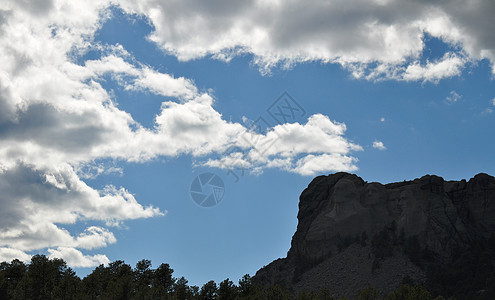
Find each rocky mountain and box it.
[253,172,495,298]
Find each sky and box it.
[0,0,494,287]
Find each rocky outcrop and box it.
[254,173,495,297]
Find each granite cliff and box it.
[254,172,495,298]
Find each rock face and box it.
[253,173,495,297]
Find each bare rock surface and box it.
[254,173,495,295]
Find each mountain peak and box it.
[254,173,495,298]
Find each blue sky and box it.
[0,0,494,287]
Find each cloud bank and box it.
[120,0,495,80]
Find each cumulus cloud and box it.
[118,0,495,79]
[0,164,159,254]
[0,0,164,266]
[48,247,110,268]
[202,114,362,176]
[372,141,387,151]
[75,227,117,250]
[401,53,466,82]
[292,154,359,177]
[0,248,32,263]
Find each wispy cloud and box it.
[446,91,462,103]
[482,108,493,115]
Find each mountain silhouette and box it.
[254,172,495,298]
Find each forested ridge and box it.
[1,252,490,300]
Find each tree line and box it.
[1,251,493,300]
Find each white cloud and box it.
[491,98,495,106]
[372,140,387,151]
[0,248,31,263]
[0,164,161,252]
[48,247,110,268]
[260,114,361,157]
[292,154,359,176]
[347,52,467,82]
[118,0,495,79]
[202,114,362,176]
[0,0,165,265]
[380,117,385,122]
[85,54,199,101]
[446,90,462,103]
[75,227,117,250]
[402,53,466,82]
